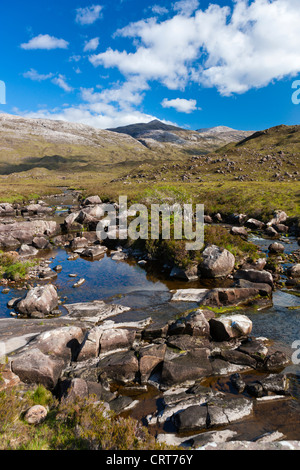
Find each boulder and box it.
[169,264,198,281]
[98,350,139,384]
[161,348,213,386]
[268,242,285,253]
[18,244,39,257]
[168,309,212,337]
[24,405,48,424]
[81,246,107,259]
[70,237,89,250]
[209,315,252,342]
[11,348,64,389]
[15,284,58,317]
[287,264,300,278]
[83,195,102,206]
[33,326,84,362]
[138,343,167,383]
[0,202,15,215]
[245,218,265,230]
[32,236,49,250]
[267,210,288,226]
[23,204,53,215]
[99,328,136,356]
[234,269,273,287]
[198,245,235,278]
[230,226,248,239]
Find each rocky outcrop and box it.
[0,220,59,248]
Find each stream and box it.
[0,189,300,441]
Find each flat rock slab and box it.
[63,300,130,323]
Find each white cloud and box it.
[151,5,168,15]
[161,98,198,113]
[23,69,54,81]
[173,0,200,16]
[51,75,73,93]
[21,105,159,130]
[83,37,100,52]
[75,5,103,25]
[21,34,69,50]
[90,0,300,96]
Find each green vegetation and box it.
[0,251,36,281]
[0,383,177,450]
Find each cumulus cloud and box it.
[21,34,69,50]
[75,5,103,25]
[90,0,300,96]
[161,98,198,113]
[83,37,100,52]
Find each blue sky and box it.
[1,0,300,131]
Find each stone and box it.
[11,348,64,389]
[169,264,198,281]
[19,244,39,257]
[99,328,136,356]
[138,343,167,383]
[81,246,107,259]
[267,210,288,226]
[73,278,86,288]
[24,405,48,424]
[33,326,84,362]
[230,226,248,238]
[230,373,246,393]
[161,348,212,386]
[64,300,130,323]
[287,264,300,278]
[198,245,235,278]
[265,226,279,238]
[70,237,89,250]
[173,404,208,433]
[32,236,49,250]
[258,374,289,395]
[216,349,257,368]
[269,242,285,253]
[83,195,102,206]
[263,351,290,372]
[98,350,139,384]
[234,269,274,287]
[207,395,253,426]
[209,315,252,342]
[15,284,58,317]
[245,218,265,230]
[247,381,265,397]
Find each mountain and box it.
[0,113,153,174]
[196,126,254,144]
[108,120,254,154]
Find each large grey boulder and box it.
[11,348,64,389]
[15,284,58,318]
[198,245,235,278]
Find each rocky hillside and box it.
[196,126,254,145]
[108,120,252,154]
[0,113,154,174]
